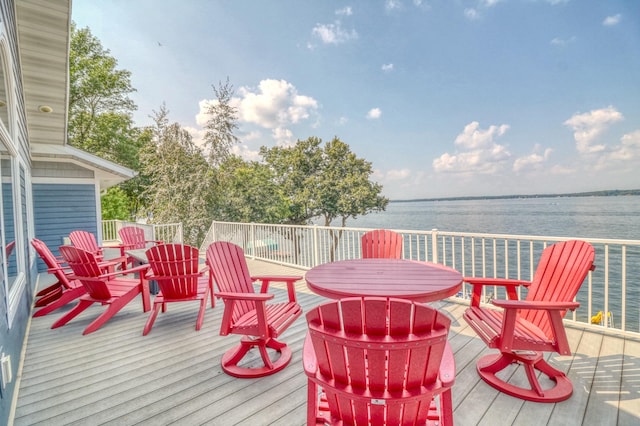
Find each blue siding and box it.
[33,183,98,272]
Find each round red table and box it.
[305,258,462,302]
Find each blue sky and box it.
[72,0,640,200]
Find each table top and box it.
[305,258,462,302]
[125,249,149,263]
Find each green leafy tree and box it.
[203,78,240,167]
[140,105,215,245]
[100,187,130,220]
[260,137,325,225]
[68,23,147,218]
[260,136,388,260]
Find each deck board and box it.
[13,259,640,426]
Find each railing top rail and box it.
[208,221,640,246]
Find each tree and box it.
[315,137,388,227]
[260,137,325,225]
[203,78,240,167]
[139,105,215,245]
[215,156,289,224]
[259,136,389,260]
[68,23,147,218]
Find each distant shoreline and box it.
[392,189,640,203]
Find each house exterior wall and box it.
[0,0,36,422]
[32,182,98,272]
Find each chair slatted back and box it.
[59,245,112,300]
[307,297,451,425]
[32,239,73,289]
[523,240,595,337]
[146,244,200,299]
[206,241,256,322]
[361,229,403,259]
[119,226,147,249]
[69,230,101,256]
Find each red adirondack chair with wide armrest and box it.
[31,238,125,315]
[118,226,163,266]
[31,238,85,316]
[52,245,151,335]
[69,230,127,266]
[463,239,596,402]
[304,297,455,425]
[361,229,403,259]
[205,241,303,378]
[142,244,210,335]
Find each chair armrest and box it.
[101,264,149,280]
[216,291,274,301]
[492,299,580,311]
[465,277,531,306]
[439,341,455,388]
[492,299,576,354]
[252,275,302,302]
[464,277,531,287]
[145,272,205,281]
[302,332,317,376]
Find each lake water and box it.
[348,195,640,331]
[349,195,640,241]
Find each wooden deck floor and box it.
[12,259,640,425]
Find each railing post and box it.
[249,223,256,259]
[431,228,439,264]
[313,225,319,267]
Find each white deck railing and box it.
[200,220,640,336]
[102,220,184,245]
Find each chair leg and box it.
[439,388,454,426]
[221,336,293,378]
[143,303,161,336]
[83,288,140,335]
[51,299,94,328]
[33,287,86,317]
[34,285,64,307]
[36,281,62,297]
[195,297,207,331]
[477,352,574,403]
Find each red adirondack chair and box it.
[205,241,303,378]
[361,229,403,259]
[463,240,596,402]
[118,226,162,266]
[52,246,151,335]
[31,238,86,316]
[142,244,210,335]
[304,297,455,425]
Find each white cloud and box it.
[381,63,394,72]
[234,79,318,129]
[513,145,553,172]
[433,121,511,174]
[464,8,480,20]
[337,116,348,125]
[272,127,295,147]
[603,14,622,26]
[367,108,382,119]
[230,144,261,162]
[335,7,353,16]
[454,121,509,150]
[193,79,318,146]
[386,169,411,180]
[385,0,403,12]
[594,130,640,170]
[312,21,358,44]
[551,36,576,46]
[480,0,501,7]
[563,106,623,154]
